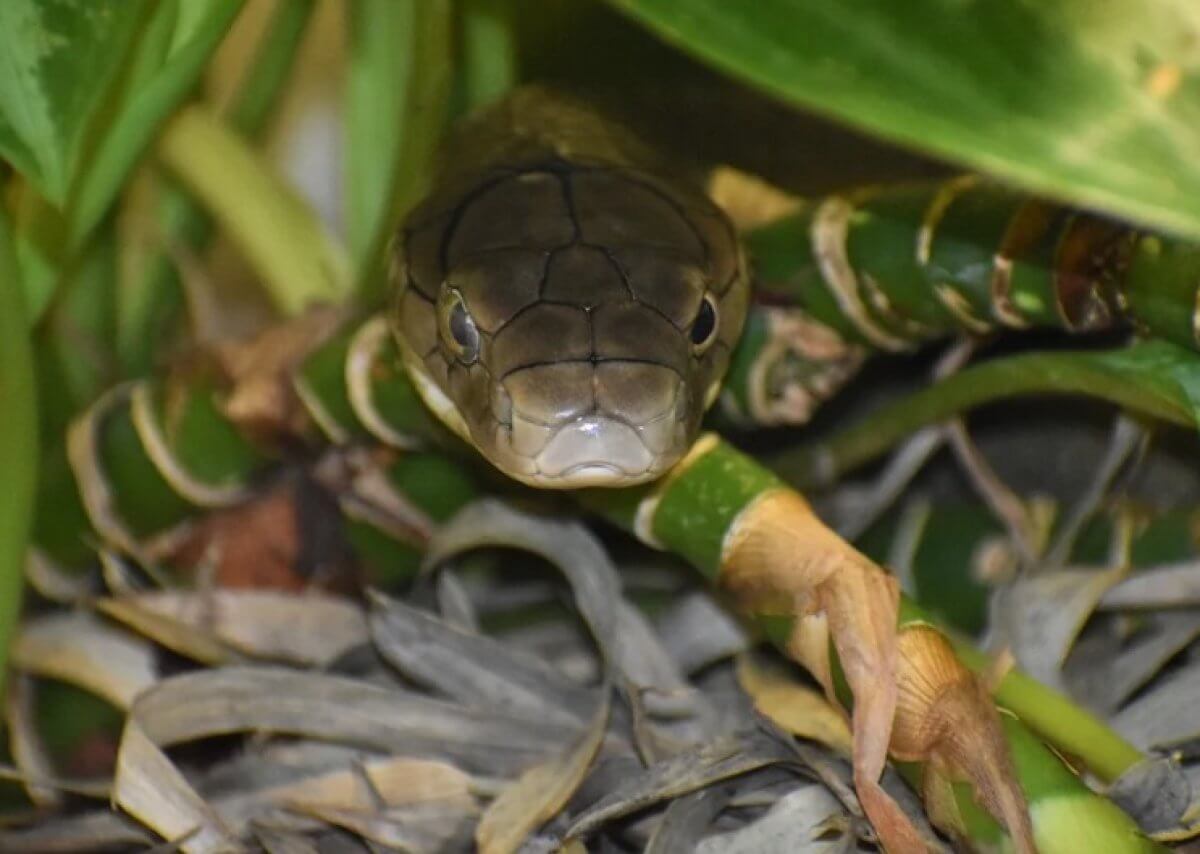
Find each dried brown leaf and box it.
[114,720,237,853]
[11,612,158,709]
[735,653,852,754]
[475,687,610,854]
[100,590,367,666]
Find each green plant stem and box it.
[782,348,1195,487]
[0,208,38,700]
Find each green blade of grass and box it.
[156,105,350,315]
[0,206,38,700]
[345,0,453,295]
[66,0,246,250]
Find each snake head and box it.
[392,127,748,488]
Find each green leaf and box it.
[116,0,316,374]
[345,0,453,291]
[0,0,149,204]
[156,105,350,315]
[455,0,518,114]
[0,205,38,699]
[66,0,245,249]
[608,0,1200,240]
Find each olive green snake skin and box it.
[391,88,750,488]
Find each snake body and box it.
[391,88,750,488]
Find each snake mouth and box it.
[501,411,683,489]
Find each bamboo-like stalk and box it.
[745,177,1200,353]
[50,304,1169,851]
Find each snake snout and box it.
[500,360,690,487]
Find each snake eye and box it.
[438,288,480,363]
[689,294,719,354]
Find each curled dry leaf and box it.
[644,784,737,853]
[99,589,368,667]
[217,305,347,442]
[655,590,749,675]
[114,720,238,853]
[891,624,1033,853]
[564,726,794,841]
[1065,611,1200,716]
[694,784,859,853]
[475,686,610,854]
[10,612,159,709]
[734,652,853,755]
[987,565,1127,692]
[368,589,596,727]
[129,667,575,777]
[422,499,623,672]
[1113,660,1200,752]
[1101,559,1200,610]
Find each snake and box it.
[391,87,750,488]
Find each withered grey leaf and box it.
[695,784,856,853]
[95,597,237,666]
[1108,755,1192,833]
[213,752,477,840]
[656,591,748,675]
[254,825,322,854]
[131,667,575,775]
[564,726,795,840]
[1112,661,1200,751]
[644,784,736,853]
[1101,560,1200,610]
[423,499,620,670]
[1065,612,1200,715]
[292,800,476,852]
[613,601,697,717]
[986,566,1125,690]
[0,808,152,851]
[436,570,481,632]
[6,673,62,807]
[368,590,595,727]
[23,546,93,605]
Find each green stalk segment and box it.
[744,177,1200,356]
[592,436,1162,851]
